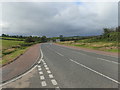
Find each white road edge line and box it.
[97,58,119,64]
[41,81,47,87]
[1,44,44,87]
[51,79,58,85]
[69,59,120,84]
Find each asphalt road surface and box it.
[40,43,119,88]
[2,43,119,88]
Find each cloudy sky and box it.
[1,2,118,37]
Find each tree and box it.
[2,34,9,37]
[25,36,35,43]
[116,26,120,32]
[41,36,47,43]
[59,35,64,41]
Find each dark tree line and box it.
[1,34,48,43]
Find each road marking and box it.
[37,65,41,68]
[1,45,44,87]
[39,71,43,75]
[44,65,48,68]
[49,74,54,78]
[56,86,60,88]
[45,67,49,70]
[51,79,58,85]
[43,62,46,65]
[38,60,41,64]
[97,58,118,64]
[40,76,45,80]
[41,81,47,87]
[55,44,118,58]
[56,52,64,56]
[42,60,45,62]
[69,59,120,84]
[47,70,51,74]
[38,68,42,71]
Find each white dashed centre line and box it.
[51,79,58,85]
[40,76,45,80]
[41,81,47,87]
[49,74,54,78]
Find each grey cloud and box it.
[2,2,118,37]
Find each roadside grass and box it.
[0,38,34,66]
[0,47,28,65]
[57,40,118,53]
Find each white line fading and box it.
[69,59,120,84]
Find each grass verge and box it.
[57,40,118,53]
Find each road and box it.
[2,43,119,88]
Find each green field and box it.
[2,40,24,50]
[0,37,33,66]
